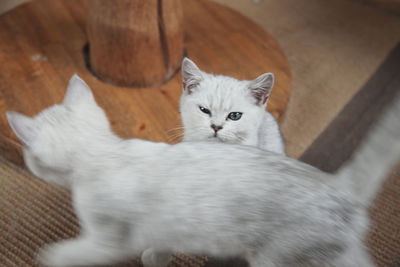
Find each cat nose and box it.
[211,124,223,132]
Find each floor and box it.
[1,1,400,266]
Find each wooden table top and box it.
[0,0,291,168]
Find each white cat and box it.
[180,58,285,154]
[7,75,400,267]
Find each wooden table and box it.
[0,0,291,266]
[0,0,291,167]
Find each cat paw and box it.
[141,248,172,267]
[36,244,69,267]
[36,246,64,267]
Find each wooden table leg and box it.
[87,0,184,87]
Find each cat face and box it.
[179,58,274,144]
[6,75,108,186]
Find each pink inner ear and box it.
[183,81,200,94]
[182,58,203,94]
[6,112,36,146]
[249,73,274,105]
[251,88,268,105]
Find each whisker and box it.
[166,129,190,143]
[165,126,185,133]
[167,131,184,139]
[167,133,184,143]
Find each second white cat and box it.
[180,58,285,154]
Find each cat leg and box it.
[141,248,172,267]
[37,222,132,266]
[37,236,127,266]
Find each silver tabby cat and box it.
[6,75,400,266]
[180,58,285,154]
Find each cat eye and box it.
[227,112,242,121]
[199,106,211,115]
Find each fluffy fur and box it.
[179,58,285,154]
[6,75,400,267]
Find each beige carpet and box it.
[214,0,400,157]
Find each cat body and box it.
[7,75,400,267]
[179,58,285,154]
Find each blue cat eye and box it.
[199,106,211,115]
[227,112,242,121]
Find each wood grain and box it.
[0,0,291,168]
[87,0,184,87]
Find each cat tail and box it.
[334,92,400,206]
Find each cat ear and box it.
[63,74,96,107]
[249,73,274,105]
[182,58,203,94]
[6,111,37,146]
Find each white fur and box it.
[7,75,400,267]
[179,58,285,154]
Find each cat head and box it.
[6,75,109,186]
[179,58,274,144]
